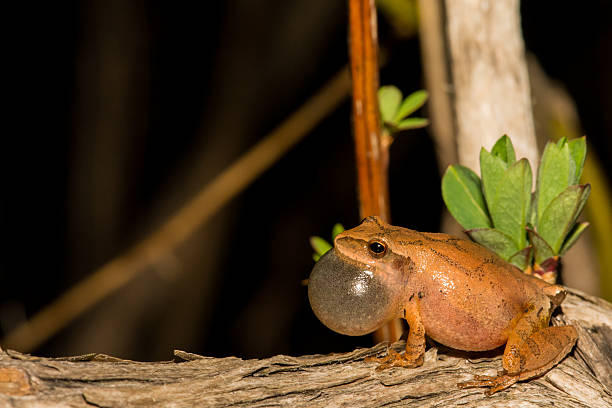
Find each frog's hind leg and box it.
[459,297,577,395]
[511,325,577,379]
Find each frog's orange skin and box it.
[308,216,578,395]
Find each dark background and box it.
[2,1,611,361]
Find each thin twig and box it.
[2,68,351,353]
[348,0,402,343]
[417,0,457,172]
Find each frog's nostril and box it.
[308,249,390,336]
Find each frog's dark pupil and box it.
[369,241,385,254]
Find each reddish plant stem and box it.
[348,0,401,343]
[349,0,390,221]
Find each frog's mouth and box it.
[308,249,391,336]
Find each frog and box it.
[308,216,578,395]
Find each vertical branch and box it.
[420,0,539,175]
[348,0,401,342]
[418,0,465,239]
[444,0,539,173]
[349,0,390,221]
[417,0,457,173]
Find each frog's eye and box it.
[368,240,387,257]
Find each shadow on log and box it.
[0,288,610,407]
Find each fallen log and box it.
[0,288,610,407]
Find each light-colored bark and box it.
[0,289,610,407]
[419,0,599,293]
[445,0,539,173]
[420,0,538,174]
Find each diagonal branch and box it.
[1,68,351,353]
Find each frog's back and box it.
[401,230,546,351]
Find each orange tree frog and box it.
[308,216,577,395]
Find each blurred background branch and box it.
[528,55,612,298]
[2,66,351,353]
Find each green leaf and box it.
[528,191,537,228]
[527,228,555,264]
[560,221,589,255]
[442,165,492,229]
[393,90,428,122]
[568,136,587,184]
[538,184,591,253]
[536,140,574,227]
[557,137,568,148]
[508,246,533,270]
[331,223,345,240]
[480,147,508,212]
[313,253,320,262]
[488,159,532,248]
[490,135,517,165]
[378,86,402,123]
[395,117,429,130]
[310,236,332,257]
[466,228,518,260]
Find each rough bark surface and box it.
[0,289,610,407]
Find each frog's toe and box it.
[366,349,398,370]
[470,370,505,382]
[457,372,518,395]
[485,377,518,396]
[365,348,398,365]
[457,378,495,388]
[366,349,422,371]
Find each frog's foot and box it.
[457,371,518,395]
[365,348,423,371]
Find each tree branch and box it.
[348,0,402,344]
[0,289,610,407]
[443,0,539,173]
[349,0,390,222]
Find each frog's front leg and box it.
[459,297,578,395]
[366,305,425,370]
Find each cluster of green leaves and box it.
[310,223,344,262]
[441,135,589,270]
[378,86,428,134]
